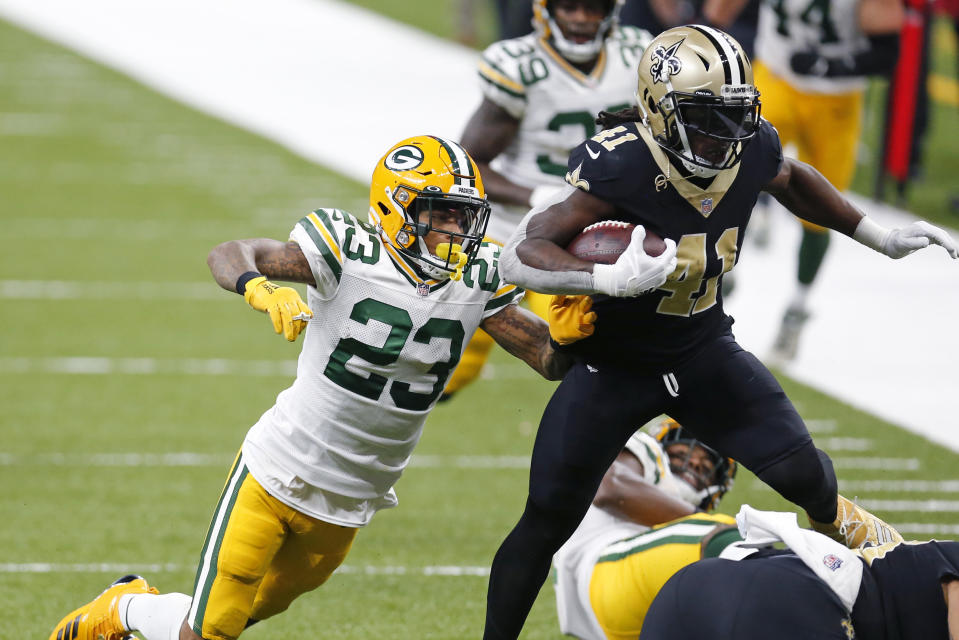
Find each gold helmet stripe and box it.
[688,24,743,86]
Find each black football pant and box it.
[640,554,853,639]
[483,331,838,639]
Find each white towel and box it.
[734,505,863,612]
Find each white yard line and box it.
[0,452,532,469]
[0,562,490,576]
[0,357,297,377]
[0,0,956,450]
[860,499,959,512]
[842,480,959,492]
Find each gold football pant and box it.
[187,454,357,640]
[588,514,737,640]
[753,61,863,234]
[443,290,552,396]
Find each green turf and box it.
[3,13,959,640]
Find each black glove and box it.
[789,51,829,77]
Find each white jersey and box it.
[553,432,685,640]
[243,209,523,527]
[755,0,868,94]
[477,26,651,242]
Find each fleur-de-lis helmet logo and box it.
[650,38,684,84]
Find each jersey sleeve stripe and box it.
[299,213,343,281]
[484,285,522,312]
[478,62,526,99]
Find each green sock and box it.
[798,229,830,286]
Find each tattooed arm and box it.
[481,304,572,381]
[207,239,317,291]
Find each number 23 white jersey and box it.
[242,208,523,527]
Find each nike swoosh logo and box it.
[585,144,600,160]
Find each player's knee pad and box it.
[756,445,837,521]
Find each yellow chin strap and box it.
[435,242,468,281]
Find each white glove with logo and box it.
[592,226,678,297]
[854,217,959,259]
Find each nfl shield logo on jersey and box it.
[417,282,430,297]
[822,553,843,571]
[701,198,713,216]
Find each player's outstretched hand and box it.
[243,276,313,341]
[884,221,959,259]
[592,225,678,297]
[548,295,597,345]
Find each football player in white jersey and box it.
[554,418,739,640]
[750,0,904,363]
[442,0,652,398]
[47,135,582,640]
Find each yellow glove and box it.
[548,295,597,346]
[243,276,313,342]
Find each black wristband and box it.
[235,271,263,295]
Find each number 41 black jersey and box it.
[562,117,783,372]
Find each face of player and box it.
[551,0,608,45]
[665,442,717,492]
[416,202,473,256]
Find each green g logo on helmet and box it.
[384,145,425,171]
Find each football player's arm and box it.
[593,449,697,525]
[500,189,678,296]
[943,578,959,638]
[764,158,958,259]
[790,0,902,78]
[207,238,316,341]
[461,98,543,208]
[480,304,573,381]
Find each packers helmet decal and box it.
[383,145,425,171]
[653,417,737,511]
[369,135,491,281]
[636,25,760,178]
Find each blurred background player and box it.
[751,0,905,362]
[554,418,740,640]
[444,0,652,399]
[46,135,577,640]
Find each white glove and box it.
[854,217,959,259]
[592,226,678,297]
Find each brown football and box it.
[566,221,666,264]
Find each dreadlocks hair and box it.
[596,106,643,129]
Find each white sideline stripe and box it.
[831,457,921,470]
[860,499,959,512]
[842,480,959,492]
[0,280,219,300]
[0,452,530,469]
[818,437,873,451]
[892,523,959,535]
[0,563,490,576]
[0,357,297,377]
[804,419,837,433]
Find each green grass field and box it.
[3,10,959,639]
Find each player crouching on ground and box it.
[47,135,593,640]
[554,417,740,640]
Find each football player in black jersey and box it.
[641,534,959,640]
[483,24,958,640]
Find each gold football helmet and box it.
[532,0,623,64]
[653,417,737,511]
[635,25,761,178]
[369,135,490,280]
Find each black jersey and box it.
[852,541,959,640]
[561,118,783,371]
